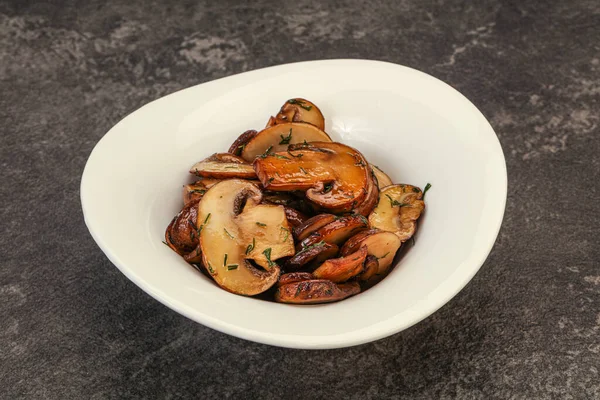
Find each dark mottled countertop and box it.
[2,0,599,398]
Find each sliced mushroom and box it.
[235,203,295,269]
[277,272,314,287]
[313,245,367,283]
[275,280,360,304]
[183,244,204,264]
[183,178,222,205]
[283,206,307,228]
[228,130,258,156]
[361,255,379,281]
[274,98,325,130]
[190,153,256,179]
[265,116,277,128]
[164,198,201,256]
[254,142,374,213]
[197,180,294,295]
[293,213,336,241]
[371,165,393,189]
[340,229,401,276]
[368,184,425,242]
[285,241,339,271]
[352,169,379,216]
[299,214,369,248]
[240,122,331,162]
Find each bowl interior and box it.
[81,60,506,349]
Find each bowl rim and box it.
[81,59,507,349]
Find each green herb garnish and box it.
[227,264,239,270]
[385,194,409,208]
[245,238,256,255]
[204,213,212,224]
[412,187,421,193]
[279,129,292,144]
[262,248,275,267]
[323,183,333,193]
[189,189,207,194]
[299,166,308,174]
[256,222,267,227]
[422,183,432,199]
[288,99,312,111]
[224,228,234,239]
[223,253,228,266]
[281,227,290,242]
[273,154,290,160]
[207,262,215,274]
[257,145,274,159]
[287,149,304,158]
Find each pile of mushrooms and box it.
[165,98,429,304]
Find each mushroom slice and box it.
[277,272,314,287]
[165,198,201,255]
[299,214,369,248]
[293,213,336,241]
[340,229,401,276]
[183,244,204,264]
[228,130,258,156]
[197,179,293,296]
[313,245,367,283]
[371,165,393,189]
[254,142,373,213]
[283,207,307,228]
[275,280,360,304]
[265,116,277,128]
[235,204,295,269]
[190,153,257,179]
[285,242,339,271]
[240,122,331,162]
[274,98,325,130]
[352,169,379,216]
[368,184,425,242]
[183,178,222,205]
[361,255,379,281]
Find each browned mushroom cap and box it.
[277,272,314,287]
[183,178,222,205]
[313,245,367,283]
[340,229,401,276]
[254,142,374,213]
[240,122,332,162]
[183,244,204,264]
[299,214,369,248]
[190,153,256,179]
[285,241,339,271]
[265,116,277,128]
[228,130,258,156]
[165,198,201,256]
[274,98,325,130]
[352,169,379,216]
[368,184,425,242]
[283,206,307,228]
[293,213,336,241]
[275,280,360,304]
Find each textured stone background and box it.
[2,0,599,398]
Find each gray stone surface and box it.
[1,0,599,398]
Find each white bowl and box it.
[81,59,506,349]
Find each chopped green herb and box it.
[287,149,304,158]
[245,238,256,255]
[262,248,275,267]
[257,145,274,159]
[281,227,290,242]
[325,288,334,296]
[224,166,238,169]
[227,264,239,270]
[298,240,326,255]
[273,154,290,160]
[295,283,303,297]
[207,262,215,275]
[256,222,267,227]
[237,144,246,152]
[224,228,234,239]
[223,253,228,266]
[279,129,292,144]
[288,99,312,111]
[323,183,334,193]
[204,213,212,224]
[422,183,432,199]
[303,139,309,146]
[385,194,409,208]
[161,240,169,246]
[354,159,366,167]
[299,166,308,174]
[378,252,390,260]
[189,189,207,194]
[268,177,275,183]
[412,187,421,193]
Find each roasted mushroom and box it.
[371,165,393,189]
[274,98,325,130]
[228,130,258,156]
[340,229,401,277]
[240,122,331,162]
[299,214,369,248]
[275,280,360,304]
[313,245,367,283]
[183,178,222,204]
[285,241,339,271]
[197,179,295,295]
[254,142,375,213]
[368,184,425,242]
[190,153,256,179]
[293,213,337,241]
[164,198,201,256]
[277,272,314,287]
